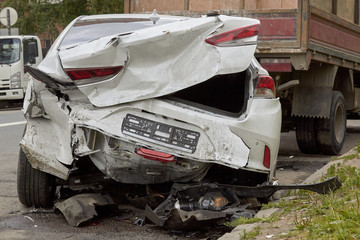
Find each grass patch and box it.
[228,141,360,239]
[240,226,261,240]
[226,214,279,228]
[280,165,360,239]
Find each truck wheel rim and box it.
[334,103,345,143]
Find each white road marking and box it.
[0,121,26,128]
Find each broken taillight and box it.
[65,66,122,85]
[136,148,176,164]
[205,24,260,47]
[255,75,276,98]
[263,145,270,169]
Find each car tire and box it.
[316,91,346,155]
[17,148,55,208]
[295,117,320,154]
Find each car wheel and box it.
[295,117,320,154]
[17,148,55,208]
[316,91,346,155]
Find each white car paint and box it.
[20,13,281,185]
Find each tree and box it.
[88,0,124,15]
[0,0,124,38]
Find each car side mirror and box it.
[28,57,36,65]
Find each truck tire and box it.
[316,91,346,155]
[17,148,55,208]
[295,117,320,154]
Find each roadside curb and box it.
[304,146,357,184]
[218,208,279,240]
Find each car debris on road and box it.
[53,178,341,228]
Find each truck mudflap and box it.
[145,178,342,229]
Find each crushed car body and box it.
[18,12,282,209]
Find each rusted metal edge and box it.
[309,43,360,71]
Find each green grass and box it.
[226,214,279,228]
[229,142,360,239]
[240,227,261,240]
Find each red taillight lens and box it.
[264,145,270,168]
[205,24,260,47]
[255,75,276,98]
[65,66,122,83]
[136,148,176,164]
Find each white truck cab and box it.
[0,35,42,100]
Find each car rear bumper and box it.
[21,88,281,183]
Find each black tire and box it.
[17,148,55,208]
[316,91,346,155]
[295,117,320,154]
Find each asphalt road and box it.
[0,110,359,239]
[276,119,360,184]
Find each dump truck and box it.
[124,0,360,155]
[0,35,43,103]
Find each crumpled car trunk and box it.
[39,14,259,107]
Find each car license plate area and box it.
[122,114,200,153]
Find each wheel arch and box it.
[333,67,358,111]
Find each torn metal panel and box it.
[39,15,259,107]
[145,206,230,230]
[69,99,252,169]
[55,193,115,227]
[20,117,72,180]
[20,88,75,179]
[145,183,240,229]
[20,140,70,180]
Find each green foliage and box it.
[229,163,360,239]
[240,227,261,240]
[227,214,279,228]
[88,0,124,14]
[289,165,360,239]
[0,0,124,38]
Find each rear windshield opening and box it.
[168,71,249,117]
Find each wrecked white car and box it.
[17,13,281,208]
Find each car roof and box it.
[78,13,190,21]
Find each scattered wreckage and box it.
[53,178,341,228]
[16,11,342,229]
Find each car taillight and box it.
[205,24,260,47]
[136,148,176,164]
[65,66,122,85]
[263,145,270,169]
[255,75,276,98]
